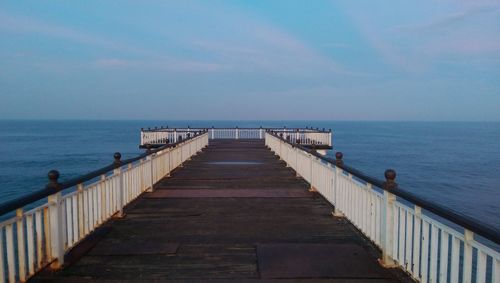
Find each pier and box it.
[0,128,498,282]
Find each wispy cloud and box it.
[340,1,500,71]
[93,58,226,72]
[0,12,147,55]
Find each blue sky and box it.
[0,0,499,121]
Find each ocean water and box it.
[0,120,499,230]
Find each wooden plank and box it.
[257,243,393,279]
[145,189,313,198]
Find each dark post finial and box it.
[147,127,151,130]
[322,128,325,132]
[141,127,144,131]
[260,125,262,128]
[113,152,122,166]
[47,170,60,190]
[329,128,332,132]
[384,169,397,189]
[335,152,343,166]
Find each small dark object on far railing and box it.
[113,152,122,166]
[165,138,170,144]
[178,135,183,142]
[146,144,153,154]
[46,170,60,190]
[187,133,191,138]
[279,133,283,138]
[286,135,290,141]
[384,169,397,190]
[335,152,343,166]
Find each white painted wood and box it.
[405,210,413,271]
[35,210,43,269]
[26,214,35,276]
[48,192,64,268]
[412,206,422,279]
[463,230,473,283]
[449,236,460,283]
[475,250,487,283]
[0,227,5,283]
[381,190,396,266]
[439,230,449,283]
[6,224,15,283]
[15,209,26,282]
[421,220,430,283]
[429,225,439,283]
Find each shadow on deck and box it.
[33,140,409,282]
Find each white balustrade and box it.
[141,128,332,147]
[0,133,209,283]
[265,132,499,283]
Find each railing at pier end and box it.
[140,126,332,149]
[265,131,500,283]
[0,131,209,283]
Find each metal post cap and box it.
[384,169,396,182]
[114,152,122,164]
[47,170,60,190]
[335,152,343,160]
[48,170,60,182]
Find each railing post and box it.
[332,152,344,217]
[47,170,64,269]
[308,152,316,192]
[113,152,124,217]
[174,129,177,143]
[146,147,155,192]
[380,169,398,268]
[211,126,215,139]
[236,126,239,140]
[259,126,263,139]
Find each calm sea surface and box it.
[0,120,499,229]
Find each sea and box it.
[0,120,499,230]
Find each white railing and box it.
[265,133,500,283]
[140,127,332,147]
[0,133,209,283]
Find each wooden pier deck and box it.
[34,140,406,282]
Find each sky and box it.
[0,0,499,121]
